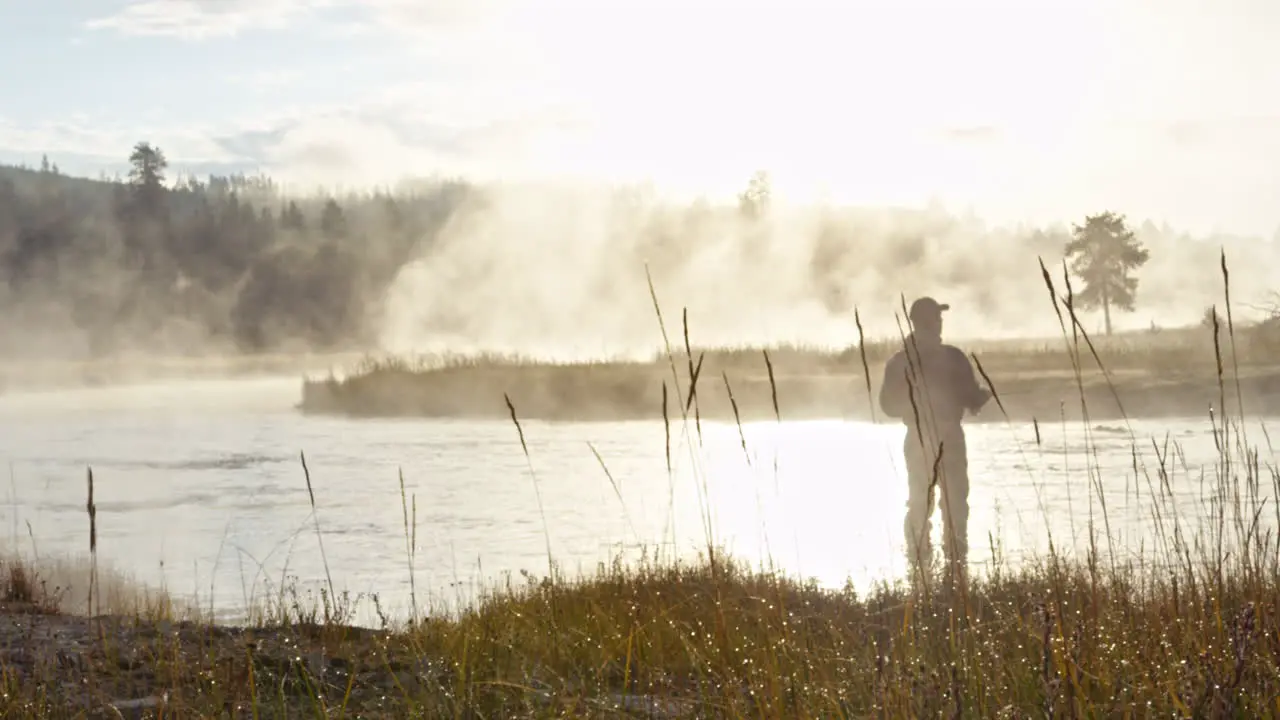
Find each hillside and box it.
[0,150,474,360]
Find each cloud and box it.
[225,69,304,94]
[202,94,596,190]
[38,0,1280,237]
[86,0,504,39]
[362,0,511,29]
[10,97,1280,237]
[940,127,1005,146]
[85,0,329,39]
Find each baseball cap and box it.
[908,296,950,320]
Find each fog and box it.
[2,157,1280,389]
[376,180,1280,359]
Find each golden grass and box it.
[323,322,1279,381]
[0,550,186,620]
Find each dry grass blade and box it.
[684,351,705,445]
[854,307,877,423]
[299,451,336,621]
[399,468,418,624]
[662,381,671,475]
[1220,249,1249,452]
[970,353,1007,420]
[761,349,780,422]
[505,392,554,579]
[644,264,687,426]
[721,371,751,469]
[86,467,97,618]
[588,441,640,542]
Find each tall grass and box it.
[2,255,1280,716]
[321,314,1280,384]
[304,307,1280,425]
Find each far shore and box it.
[298,349,1280,425]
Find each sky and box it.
[2,0,1280,237]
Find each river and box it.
[0,374,1275,626]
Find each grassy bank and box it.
[0,468,1276,714]
[300,317,1280,424]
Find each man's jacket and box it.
[879,334,987,432]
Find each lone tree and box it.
[737,170,771,221]
[128,141,168,212]
[128,141,167,188]
[1064,211,1150,335]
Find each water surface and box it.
[0,376,1273,625]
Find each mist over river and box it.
[0,375,1275,627]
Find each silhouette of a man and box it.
[878,297,991,575]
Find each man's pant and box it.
[903,426,970,573]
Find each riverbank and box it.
[298,342,1280,424]
[5,540,1277,717]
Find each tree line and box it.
[0,142,474,357]
[0,143,1266,361]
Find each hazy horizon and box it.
[1,160,1275,365]
[4,0,1280,239]
[3,0,1280,372]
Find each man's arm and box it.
[878,351,910,418]
[949,346,991,413]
